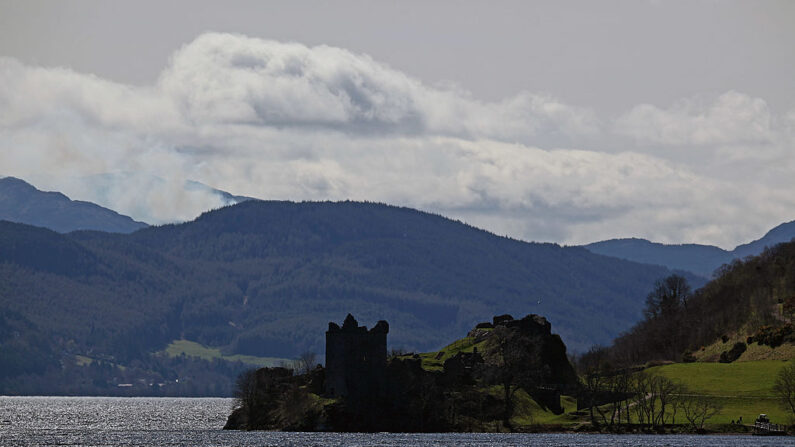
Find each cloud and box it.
[615,91,777,147]
[1,32,794,248]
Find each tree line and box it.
[591,241,795,367]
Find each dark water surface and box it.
[0,396,790,446]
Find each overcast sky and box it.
[1,0,794,248]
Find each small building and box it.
[324,314,389,398]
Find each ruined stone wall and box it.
[325,314,388,398]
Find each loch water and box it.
[0,396,790,447]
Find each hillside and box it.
[583,238,732,279]
[648,361,793,426]
[733,220,795,258]
[599,239,795,367]
[0,200,690,395]
[584,221,795,278]
[0,177,147,233]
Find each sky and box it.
[0,0,793,248]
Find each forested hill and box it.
[583,238,733,279]
[124,200,695,352]
[732,220,795,258]
[1,201,692,394]
[584,220,795,278]
[598,240,795,366]
[0,177,147,233]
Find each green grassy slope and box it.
[163,339,288,367]
[648,360,793,425]
[407,331,491,371]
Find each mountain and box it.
[0,177,147,233]
[583,238,733,278]
[732,220,795,258]
[602,239,795,366]
[0,200,693,395]
[584,221,795,278]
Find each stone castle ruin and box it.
[325,313,389,398]
[226,312,581,431]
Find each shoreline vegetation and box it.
[223,313,794,435]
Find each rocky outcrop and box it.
[491,314,579,388]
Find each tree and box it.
[578,345,621,427]
[296,351,317,375]
[481,325,542,430]
[632,372,656,429]
[680,395,722,430]
[234,368,260,429]
[644,274,691,320]
[773,362,795,418]
[652,375,682,427]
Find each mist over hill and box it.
[0,200,695,394]
[0,177,147,233]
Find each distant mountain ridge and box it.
[0,177,147,233]
[584,221,795,278]
[732,221,795,258]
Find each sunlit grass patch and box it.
[162,339,288,367]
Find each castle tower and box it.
[325,314,389,398]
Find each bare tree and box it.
[632,372,656,429]
[773,362,795,418]
[610,370,633,426]
[234,368,259,429]
[577,346,634,428]
[680,396,722,430]
[296,351,317,375]
[653,375,681,427]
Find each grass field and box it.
[648,360,790,397]
[509,359,795,428]
[647,360,794,425]
[73,354,127,370]
[162,339,289,367]
[410,333,795,429]
[509,390,580,426]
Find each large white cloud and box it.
[1,32,793,248]
[157,33,600,144]
[615,91,775,147]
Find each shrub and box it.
[719,342,746,363]
[752,324,793,348]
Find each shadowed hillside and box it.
[0,200,692,394]
[591,240,795,366]
[584,238,732,279]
